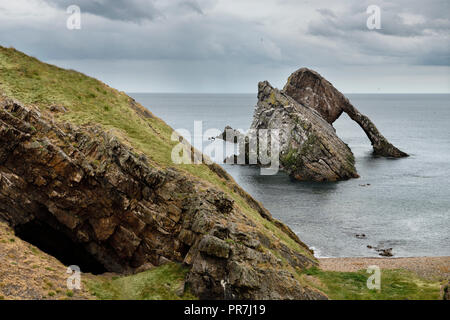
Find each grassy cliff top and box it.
[0,46,314,263]
[0,46,173,169]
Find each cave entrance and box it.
[14,219,107,275]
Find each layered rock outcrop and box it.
[283,68,408,158]
[0,97,326,300]
[249,81,358,181]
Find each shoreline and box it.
[318,256,450,280]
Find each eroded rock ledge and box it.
[0,98,326,300]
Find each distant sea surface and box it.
[130,93,450,258]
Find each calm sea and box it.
[130,93,450,258]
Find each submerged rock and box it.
[283,68,408,158]
[367,244,394,257]
[377,248,394,257]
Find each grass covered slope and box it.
[0,46,175,169]
[0,46,311,257]
[86,263,197,300]
[300,266,443,300]
[0,221,94,300]
[0,220,193,300]
[0,46,323,299]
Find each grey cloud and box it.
[309,2,439,37]
[45,0,161,22]
[180,1,204,15]
[44,0,205,22]
[0,9,279,66]
[316,8,336,19]
[1,0,448,82]
[307,0,450,65]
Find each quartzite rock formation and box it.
[249,81,359,181]
[219,68,407,181]
[0,97,326,300]
[283,68,408,158]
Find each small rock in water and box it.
[366,244,394,257]
[377,248,393,257]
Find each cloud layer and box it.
[0,0,448,92]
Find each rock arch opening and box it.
[14,219,107,275]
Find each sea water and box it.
[131,93,450,257]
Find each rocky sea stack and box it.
[0,47,327,299]
[283,68,408,158]
[220,68,407,182]
[251,81,359,181]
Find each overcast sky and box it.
[1,0,449,93]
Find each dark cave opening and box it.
[14,219,107,275]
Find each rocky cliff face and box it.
[248,81,358,181]
[0,97,326,300]
[283,68,408,158]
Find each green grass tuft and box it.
[301,267,442,300]
[86,263,197,300]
